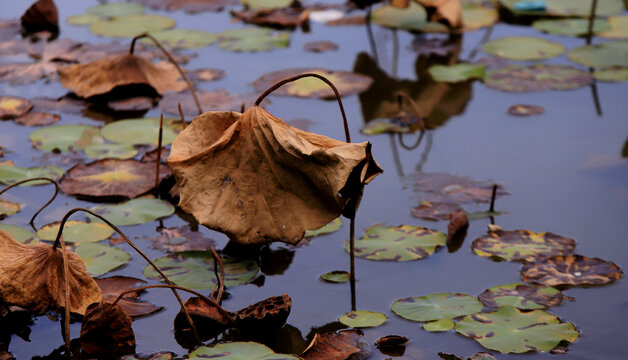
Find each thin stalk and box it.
[349,217,356,311]
[466,25,493,62]
[589,68,603,116]
[59,234,71,353]
[177,102,187,130]
[0,177,59,231]
[489,184,497,213]
[586,0,598,45]
[391,29,399,77]
[210,246,225,305]
[365,6,379,64]
[398,131,425,150]
[130,33,203,115]
[52,208,201,343]
[255,73,351,143]
[155,114,163,190]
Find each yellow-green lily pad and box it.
[599,16,628,39]
[89,198,175,226]
[339,310,387,328]
[429,64,485,83]
[0,198,20,218]
[187,342,300,359]
[423,318,454,332]
[533,18,611,37]
[320,270,350,283]
[568,41,628,68]
[0,96,32,119]
[218,28,290,52]
[140,29,217,49]
[76,242,130,277]
[462,4,498,31]
[472,229,575,262]
[0,224,37,244]
[0,165,64,186]
[371,2,447,32]
[84,143,138,160]
[392,293,483,322]
[482,36,565,60]
[593,66,628,82]
[29,124,102,152]
[305,217,342,238]
[90,14,175,38]
[101,118,178,146]
[66,14,101,26]
[37,220,114,243]
[242,0,292,9]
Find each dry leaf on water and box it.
[95,276,162,317]
[174,296,233,341]
[234,294,291,330]
[80,301,135,357]
[21,0,59,35]
[301,330,366,360]
[416,0,463,28]
[168,107,382,245]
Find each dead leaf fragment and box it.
[521,254,622,287]
[0,96,32,119]
[301,330,364,360]
[174,296,232,341]
[304,41,339,53]
[80,302,135,357]
[15,111,60,126]
[21,0,59,35]
[446,208,468,252]
[95,276,163,317]
[235,294,291,330]
[231,7,310,29]
[141,226,216,252]
[416,0,463,28]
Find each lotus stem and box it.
[0,177,59,231]
[489,184,498,213]
[177,102,187,130]
[51,208,201,342]
[398,131,425,150]
[130,33,203,115]
[586,0,598,45]
[210,246,225,304]
[59,234,71,353]
[254,73,351,143]
[349,217,356,311]
[155,114,163,190]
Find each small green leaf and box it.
[218,28,290,52]
[593,66,628,82]
[392,293,483,322]
[37,220,114,243]
[76,242,130,277]
[0,198,20,218]
[0,224,37,244]
[187,342,301,359]
[320,271,350,283]
[0,165,64,186]
[429,64,485,83]
[101,118,178,146]
[90,14,175,38]
[30,124,102,152]
[305,217,342,237]
[568,41,628,68]
[423,318,454,332]
[241,0,292,9]
[66,14,101,26]
[339,310,387,328]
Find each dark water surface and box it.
[1,0,627,359]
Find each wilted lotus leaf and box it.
[423,318,454,332]
[144,251,258,289]
[90,14,175,38]
[161,89,253,116]
[472,229,575,262]
[599,16,628,38]
[349,224,446,261]
[218,27,290,52]
[231,7,309,29]
[392,293,482,322]
[30,124,102,152]
[95,276,162,317]
[507,104,544,116]
[412,201,462,221]
[187,342,301,359]
[429,64,485,83]
[0,198,20,218]
[174,296,232,341]
[482,37,565,60]
[0,230,103,315]
[301,330,364,360]
[85,143,138,160]
[76,242,130,277]
[15,111,60,126]
[168,107,381,245]
[142,226,216,252]
[478,283,571,310]
[31,95,86,114]
[0,96,32,119]
[568,41,628,68]
[0,164,64,185]
[438,352,498,360]
[499,0,622,17]
[242,0,292,10]
[320,270,350,283]
[80,301,135,356]
[253,68,372,98]
[371,2,447,32]
[521,254,622,287]
[533,18,611,36]
[455,306,578,353]
[140,29,217,49]
[593,66,628,82]
[485,64,593,92]
[339,310,386,328]
[235,294,291,330]
[37,220,114,243]
[0,224,37,244]
[101,117,179,146]
[135,0,238,13]
[375,334,408,348]
[20,0,59,34]
[305,217,342,238]
[86,2,146,17]
[303,41,338,53]
[89,198,175,226]
[410,173,507,204]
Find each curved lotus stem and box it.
[398,132,425,151]
[155,114,163,189]
[0,177,59,231]
[396,92,424,129]
[51,208,201,342]
[130,33,203,115]
[254,73,351,143]
[59,234,71,352]
[210,246,225,304]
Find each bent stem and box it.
[210,246,225,304]
[130,33,203,115]
[155,114,164,190]
[59,234,71,353]
[51,208,201,343]
[0,177,59,231]
[177,102,187,130]
[489,184,498,213]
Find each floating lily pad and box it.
[0,165,64,185]
[0,224,37,244]
[89,198,175,226]
[411,201,462,221]
[568,41,628,68]
[349,224,446,262]
[478,283,571,310]
[101,118,178,146]
[141,226,216,253]
[499,0,623,17]
[30,124,102,152]
[455,306,579,353]
[371,2,447,32]
[521,254,622,287]
[482,37,565,60]
[320,270,350,283]
[140,29,217,49]
[15,112,60,126]
[392,293,483,322]
[37,220,114,243]
[76,242,130,277]
[242,0,292,9]
[423,318,454,332]
[84,143,138,160]
[0,96,32,119]
[90,14,176,38]
[86,2,146,17]
[0,199,20,218]
[533,18,611,36]
[339,310,387,328]
[429,64,485,83]
[187,342,300,359]
[593,66,628,82]
[218,28,289,52]
[472,229,575,262]
[462,5,498,31]
[305,217,342,238]
[66,14,101,26]
[485,64,593,92]
[507,104,545,116]
[410,173,507,204]
[599,16,628,39]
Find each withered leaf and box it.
[410,172,508,204]
[174,296,232,341]
[0,96,32,119]
[21,0,59,34]
[446,208,468,252]
[411,201,462,221]
[80,302,135,357]
[235,294,291,330]
[95,276,162,318]
[521,254,622,287]
[231,7,310,29]
[301,330,365,360]
[303,41,339,53]
[141,226,216,253]
[14,111,60,126]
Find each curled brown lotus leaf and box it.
[21,0,59,34]
[301,330,364,360]
[174,296,232,341]
[58,54,187,99]
[0,230,102,315]
[95,276,162,318]
[521,254,622,287]
[168,106,382,245]
[235,294,291,330]
[80,302,135,357]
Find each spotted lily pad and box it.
[410,173,507,204]
[499,0,623,17]
[482,37,565,60]
[37,220,114,243]
[423,318,454,332]
[392,293,483,322]
[101,118,178,146]
[429,64,485,83]
[478,283,571,310]
[30,124,102,152]
[568,41,628,68]
[593,66,628,82]
[187,342,300,359]
[140,29,217,49]
[86,2,146,17]
[89,198,175,226]
[339,310,387,328]
[599,16,628,39]
[0,96,32,119]
[455,306,579,353]
[485,64,593,92]
[371,2,447,32]
[0,199,20,218]
[305,217,342,237]
[349,224,446,262]
[0,165,64,185]
[320,270,350,283]
[472,229,575,262]
[0,224,37,244]
[533,18,611,36]
[521,254,622,287]
[218,28,289,52]
[84,143,138,160]
[76,242,130,277]
[144,251,258,289]
[90,14,176,38]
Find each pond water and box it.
[0,0,627,359]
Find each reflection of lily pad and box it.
[84,143,138,160]
[423,318,454,332]
[305,217,342,237]
[568,41,628,68]
[140,29,217,49]
[76,242,130,277]
[371,2,447,32]
[472,229,575,262]
[521,255,622,287]
[0,165,65,186]
[533,18,611,36]
[349,224,446,262]
[30,124,102,152]
[429,64,485,83]
[37,220,114,243]
[478,283,571,309]
[482,37,565,60]
[455,306,579,353]
[410,173,507,204]
[339,310,387,328]
[0,224,37,244]
[89,198,175,226]
[320,270,350,283]
[593,66,628,82]
[144,251,259,289]
[499,0,623,17]
[485,64,593,92]
[392,293,483,322]
[86,2,146,17]
[101,118,178,146]
[90,14,175,38]
[218,28,289,52]
[599,16,628,39]
[188,342,300,360]
[0,199,20,218]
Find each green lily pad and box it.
[37,220,114,243]
[0,165,64,186]
[499,0,623,17]
[84,143,138,160]
[187,342,301,359]
[423,318,454,332]
[568,41,628,68]
[371,2,448,32]
[392,293,483,322]
[320,270,350,283]
[360,119,412,135]
[76,242,130,277]
[86,2,146,17]
[0,224,37,244]
[218,28,290,52]
[348,224,446,262]
[521,254,622,287]
[89,198,175,226]
[455,306,579,353]
[593,66,628,82]
[101,118,178,146]
[478,283,571,310]
[485,64,593,92]
[438,352,498,360]
[339,310,387,328]
[429,64,485,83]
[482,37,565,60]
[599,16,628,39]
[0,199,20,218]
[30,124,102,152]
[242,0,292,10]
[66,14,101,26]
[140,29,217,49]
[90,14,176,38]
[462,5,498,31]
[472,229,575,262]
[305,217,342,237]
[144,251,258,289]
[533,18,611,36]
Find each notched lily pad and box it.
[37,220,114,243]
[521,254,622,287]
[472,229,575,262]
[252,68,373,98]
[218,27,289,52]
[349,224,446,261]
[392,293,483,322]
[485,64,593,92]
[482,36,565,60]
[187,342,301,359]
[339,310,387,328]
[0,164,64,185]
[76,242,131,277]
[89,198,175,226]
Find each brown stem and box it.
[0,177,59,231]
[398,131,425,151]
[210,246,225,304]
[51,208,201,342]
[586,0,598,45]
[130,33,203,115]
[489,184,497,213]
[254,73,351,143]
[349,217,356,311]
[155,114,163,190]
[59,234,71,353]
[177,102,187,130]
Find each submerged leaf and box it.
[84,143,138,160]
[410,172,507,204]
[135,0,238,13]
[80,302,135,356]
[350,224,446,261]
[472,229,576,262]
[533,18,611,36]
[485,64,592,92]
[141,226,216,252]
[89,198,175,226]
[521,254,622,287]
[339,310,387,328]
[15,111,60,126]
[392,293,483,322]
[140,29,217,49]
[187,342,301,359]
[86,2,146,17]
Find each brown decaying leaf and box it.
[447,208,468,251]
[411,201,461,221]
[21,0,59,34]
[303,41,339,53]
[135,0,238,13]
[416,0,463,28]
[174,296,232,340]
[478,283,572,309]
[80,302,135,357]
[326,15,367,26]
[168,107,382,245]
[95,276,162,318]
[107,97,155,112]
[301,330,364,360]
[15,111,60,126]
[521,254,623,287]
[141,226,216,252]
[187,68,225,82]
[31,96,86,114]
[231,7,310,29]
[410,173,508,204]
[0,96,32,119]
[0,230,103,315]
[160,90,254,117]
[507,104,544,116]
[235,294,291,330]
